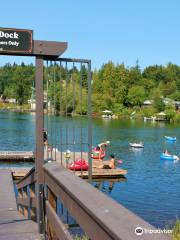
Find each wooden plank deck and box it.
[75,168,127,179]
[0,170,40,239]
[44,151,127,179]
[0,151,34,162]
[0,150,127,180]
[10,167,127,181]
[0,167,32,181]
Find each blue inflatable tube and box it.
[164,136,176,141]
[160,153,179,161]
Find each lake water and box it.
[0,111,180,228]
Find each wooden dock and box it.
[9,162,127,181]
[10,166,127,181]
[0,150,127,180]
[75,168,127,179]
[0,151,34,162]
[45,150,128,179]
[0,169,40,240]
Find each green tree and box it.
[11,65,34,104]
[151,88,165,112]
[126,86,145,107]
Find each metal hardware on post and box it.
[35,56,45,234]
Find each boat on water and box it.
[164,136,176,141]
[129,142,144,148]
[160,153,179,161]
[102,110,113,118]
[144,116,156,122]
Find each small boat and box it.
[164,136,176,141]
[160,153,179,161]
[144,116,156,122]
[129,142,144,148]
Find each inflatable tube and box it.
[117,160,123,164]
[165,136,176,141]
[160,153,179,161]
[68,158,88,171]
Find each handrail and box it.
[16,167,37,221]
[15,162,170,239]
[17,196,36,208]
[45,201,73,240]
[44,162,170,240]
[16,167,36,189]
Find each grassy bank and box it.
[173,221,180,240]
[114,106,180,123]
[0,103,31,112]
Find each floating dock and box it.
[45,151,128,179]
[10,165,127,181]
[0,151,34,162]
[75,168,127,179]
[9,161,127,182]
[0,150,127,180]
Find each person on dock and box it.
[43,129,48,149]
[95,154,115,169]
[95,146,103,160]
[103,154,115,169]
[98,141,110,150]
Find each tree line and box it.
[0,61,180,116]
[92,61,180,115]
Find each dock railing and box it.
[16,162,170,240]
[16,167,37,221]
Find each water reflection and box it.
[94,178,127,194]
[130,147,144,153]
[160,159,179,168]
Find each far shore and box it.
[1,102,180,123]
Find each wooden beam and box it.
[33,40,67,57]
[0,40,67,57]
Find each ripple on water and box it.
[0,114,180,228]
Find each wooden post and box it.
[35,56,45,234]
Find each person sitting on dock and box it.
[95,154,115,169]
[103,154,115,169]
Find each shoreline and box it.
[0,105,180,123]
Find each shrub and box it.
[173,220,180,240]
[173,113,180,123]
